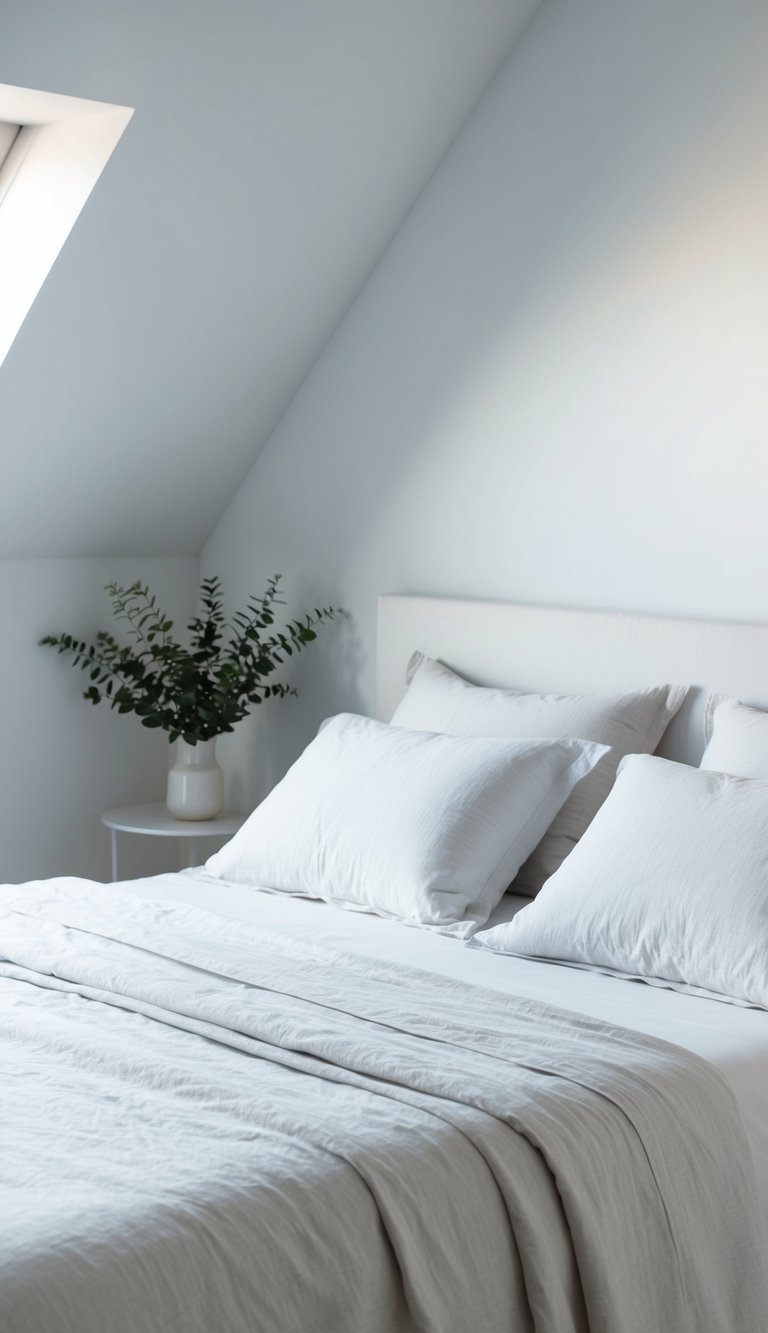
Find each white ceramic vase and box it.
[166,738,224,821]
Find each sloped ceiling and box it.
[0,0,540,558]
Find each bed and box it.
[3,594,768,1333]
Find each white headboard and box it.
[376,595,768,767]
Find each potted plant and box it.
[41,575,336,819]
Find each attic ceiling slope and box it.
[0,0,541,559]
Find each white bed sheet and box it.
[125,871,768,1230]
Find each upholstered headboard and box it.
[376,595,768,767]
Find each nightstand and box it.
[101,804,246,882]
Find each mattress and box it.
[127,869,768,1230]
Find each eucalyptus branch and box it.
[227,573,286,652]
[40,634,140,699]
[41,576,338,744]
[106,580,174,653]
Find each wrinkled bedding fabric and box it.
[1,879,767,1333]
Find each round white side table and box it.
[101,804,246,882]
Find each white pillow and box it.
[474,753,768,1008]
[701,696,768,779]
[206,712,606,937]
[391,654,687,895]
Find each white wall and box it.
[203,0,768,808]
[0,556,198,882]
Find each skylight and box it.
[0,83,133,369]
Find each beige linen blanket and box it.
[1,879,766,1333]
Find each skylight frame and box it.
[0,83,133,369]
[0,122,21,172]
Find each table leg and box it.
[111,830,118,883]
[178,837,200,869]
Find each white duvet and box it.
[2,876,768,1333]
[156,869,768,1223]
